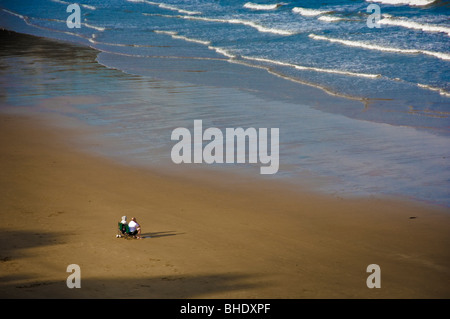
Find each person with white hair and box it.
[128,217,142,239]
[117,216,128,238]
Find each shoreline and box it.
[1,29,449,207]
[1,26,449,299]
[0,112,449,298]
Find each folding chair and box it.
[117,222,133,239]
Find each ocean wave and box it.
[2,8,25,20]
[318,16,343,22]
[83,23,106,32]
[207,46,236,59]
[128,30,233,58]
[417,84,450,97]
[3,8,105,32]
[80,4,97,10]
[240,55,381,78]
[150,31,380,79]
[155,30,211,46]
[51,0,96,10]
[292,7,330,17]
[127,0,201,15]
[3,8,94,43]
[243,2,282,10]
[309,34,450,61]
[143,13,296,36]
[100,43,367,103]
[158,34,379,79]
[154,30,177,36]
[225,58,366,102]
[88,38,137,47]
[50,0,70,6]
[157,3,201,15]
[379,16,450,37]
[365,0,436,7]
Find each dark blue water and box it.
[1,0,449,206]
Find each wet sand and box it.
[0,112,449,298]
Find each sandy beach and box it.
[0,112,449,299]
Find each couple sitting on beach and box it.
[117,216,142,239]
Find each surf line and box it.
[171,120,279,174]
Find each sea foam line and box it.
[51,0,97,10]
[379,16,450,37]
[127,0,201,15]
[417,84,450,97]
[309,34,450,61]
[208,46,236,59]
[143,13,296,36]
[292,7,330,17]
[155,30,211,46]
[240,55,381,78]
[83,23,106,32]
[144,30,234,57]
[152,27,381,78]
[2,8,25,19]
[2,8,94,43]
[96,42,365,102]
[365,0,435,7]
[240,60,368,102]
[3,8,105,32]
[243,2,282,10]
[80,4,96,10]
[318,16,343,22]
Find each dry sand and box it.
[0,112,449,299]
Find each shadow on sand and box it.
[0,272,268,298]
[0,228,66,260]
[0,229,269,298]
[140,230,184,239]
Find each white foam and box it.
[157,3,201,15]
[145,13,296,36]
[154,30,177,36]
[318,16,343,22]
[241,55,381,78]
[81,4,97,10]
[226,18,295,36]
[155,30,211,45]
[156,31,274,60]
[379,16,450,37]
[3,8,105,33]
[3,8,101,46]
[243,2,281,10]
[51,0,96,10]
[127,0,200,15]
[156,31,236,58]
[172,34,211,46]
[292,7,330,17]
[366,0,435,7]
[309,34,450,61]
[417,84,450,97]
[159,31,380,76]
[83,23,106,32]
[50,0,70,5]
[2,9,25,20]
[207,46,236,59]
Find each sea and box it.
[0,0,449,206]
